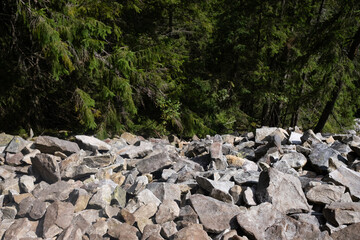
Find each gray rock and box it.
[119,141,153,159]
[190,194,240,233]
[256,168,311,214]
[1,206,17,219]
[0,177,20,195]
[323,202,360,226]
[3,218,32,240]
[35,136,80,156]
[309,143,344,173]
[243,187,257,206]
[160,221,178,239]
[142,224,164,240]
[19,175,35,193]
[306,184,346,205]
[0,133,14,147]
[172,224,209,240]
[31,153,61,184]
[43,201,75,238]
[33,180,76,202]
[5,152,24,166]
[112,185,127,208]
[136,189,162,206]
[5,136,28,153]
[29,199,48,220]
[87,219,108,238]
[107,219,139,240]
[281,152,307,169]
[88,184,113,209]
[233,170,260,185]
[328,166,360,200]
[196,176,234,193]
[17,196,34,217]
[255,127,277,143]
[69,188,91,212]
[330,222,360,240]
[155,199,180,224]
[273,159,299,177]
[289,131,302,145]
[60,150,97,179]
[146,182,181,202]
[75,135,111,152]
[178,205,199,223]
[83,154,115,168]
[136,152,172,174]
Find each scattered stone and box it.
[75,135,111,152]
[108,219,139,240]
[3,218,32,239]
[5,136,28,153]
[29,199,48,220]
[43,201,75,238]
[173,224,209,240]
[323,202,360,226]
[136,152,172,174]
[160,221,178,239]
[31,153,61,183]
[309,143,344,173]
[281,152,307,169]
[142,224,163,240]
[306,184,346,205]
[19,175,35,193]
[256,168,310,214]
[35,136,80,156]
[328,166,360,200]
[190,194,240,233]
[155,199,180,224]
[88,184,113,209]
[330,222,360,240]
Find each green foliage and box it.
[1,0,360,136]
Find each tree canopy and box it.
[1,0,360,138]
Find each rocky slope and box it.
[1,128,360,239]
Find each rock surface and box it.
[0,129,360,239]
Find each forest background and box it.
[1,0,360,139]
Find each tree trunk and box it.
[314,80,343,133]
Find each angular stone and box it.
[76,209,101,224]
[83,155,115,168]
[29,199,48,220]
[3,218,32,239]
[43,201,75,238]
[243,187,256,206]
[75,135,111,152]
[226,155,246,167]
[1,206,17,219]
[289,131,302,145]
[160,221,178,239]
[330,222,360,240]
[34,181,76,203]
[155,200,180,224]
[17,196,35,217]
[5,136,28,153]
[281,152,307,169]
[108,219,139,240]
[233,170,260,185]
[69,188,91,212]
[173,224,209,240]
[120,208,136,225]
[112,185,127,208]
[328,166,360,200]
[147,182,181,202]
[273,159,299,176]
[133,202,158,221]
[256,168,311,214]
[13,192,32,204]
[196,176,234,194]
[5,152,23,166]
[309,143,343,173]
[31,153,61,184]
[0,133,14,147]
[88,219,108,237]
[19,175,35,193]
[323,202,360,226]
[121,132,140,145]
[178,205,198,223]
[142,224,163,240]
[35,136,80,155]
[306,184,346,205]
[0,219,15,239]
[0,177,20,195]
[255,127,277,143]
[119,141,153,159]
[136,152,172,174]
[136,189,162,207]
[58,214,91,240]
[190,194,240,233]
[88,184,113,209]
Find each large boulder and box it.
[256,168,311,214]
[75,135,111,152]
[35,136,80,156]
[328,166,360,200]
[31,153,61,184]
[190,194,240,233]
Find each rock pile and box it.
[1,128,360,239]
